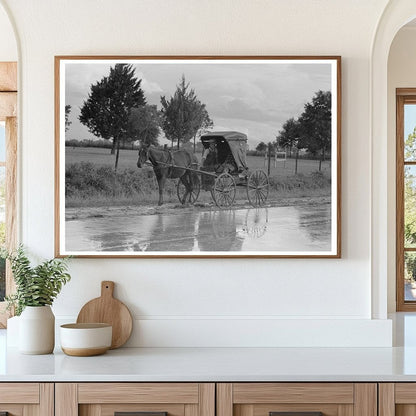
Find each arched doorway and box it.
[371,1,416,318]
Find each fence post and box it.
[267,143,272,176]
[295,148,299,174]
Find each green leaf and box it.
[6,245,71,315]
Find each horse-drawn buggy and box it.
[137,131,270,209]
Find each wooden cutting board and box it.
[76,281,133,349]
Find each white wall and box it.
[0,0,394,347]
[0,3,16,61]
[387,26,416,312]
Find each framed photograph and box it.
[55,56,341,258]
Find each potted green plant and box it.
[5,246,71,354]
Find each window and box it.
[0,62,17,326]
[396,89,416,311]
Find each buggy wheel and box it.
[247,170,269,207]
[211,173,236,209]
[177,175,200,205]
[244,208,268,238]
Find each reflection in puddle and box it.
[66,204,331,253]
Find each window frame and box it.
[0,62,17,327]
[396,88,416,311]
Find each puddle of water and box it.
[65,204,331,254]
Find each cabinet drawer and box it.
[56,383,215,416]
[78,383,200,404]
[0,383,39,403]
[217,383,376,416]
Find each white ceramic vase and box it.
[6,315,20,347]
[19,306,55,354]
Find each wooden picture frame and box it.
[55,56,341,258]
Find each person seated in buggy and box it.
[201,141,238,174]
[217,152,238,174]
[201,142,218,170]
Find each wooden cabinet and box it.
[0,383,53,416]
[55,383,215,416]
[0,380,411,416]
[217,383,377,416]
[379,383,416,416]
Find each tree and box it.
[128,105,161,146]
[405,165,416,246]
[256,141,267,152]
[298,90,331,171]
[160,75,212,149]
[276,117,300,157]
[79,64,146,171]
[65,105,72,132]
[405,127,416,249]
[191,104,213,151]
[405,125,416,161]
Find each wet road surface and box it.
[65,204,331,254]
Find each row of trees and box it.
[76,64,212,170]
[73,64,331,172]
[275,90,331,170]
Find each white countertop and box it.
[2,313,416,382]
[2,345,416,382]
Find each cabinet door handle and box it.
[270,413,323,416]
[115,412,168,416]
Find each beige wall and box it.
[0,3,16,61]
[0,0,395,346]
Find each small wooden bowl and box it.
[60,323,112,356]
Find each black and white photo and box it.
[55,56,341,257]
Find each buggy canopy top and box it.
[201,131,248,170]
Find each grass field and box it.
[65,146,331,207]
[65,146,331,178]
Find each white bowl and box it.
[60,323,112,356]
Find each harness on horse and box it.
[148,147,195,171]
[145,147,172,169]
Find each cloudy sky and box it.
[64,59,333,149]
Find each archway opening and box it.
[370,1,416,323]
[387,18,416,313]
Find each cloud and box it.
[63,60,334,146]
[212,117,281,149]
[135,71,163,95]
[216,97,280,123]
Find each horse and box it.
[137,144,198,206]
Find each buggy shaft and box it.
[144,161,219,178]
